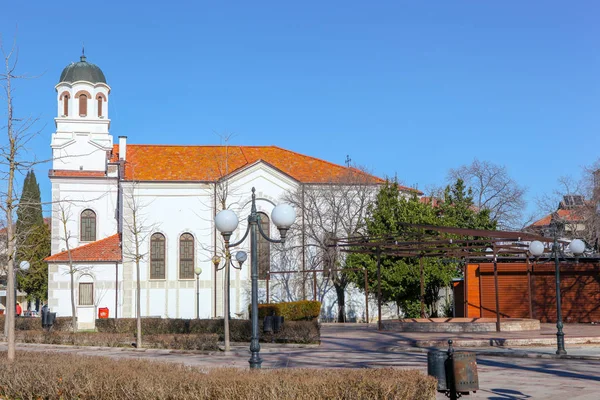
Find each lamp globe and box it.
[529,240,545,257]
[271,203,296,229]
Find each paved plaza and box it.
[3,323,600,399]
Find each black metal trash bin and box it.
[263,315,273,333]
[427,350,448,391]
[272,315,284,333]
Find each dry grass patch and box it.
[0,351,436,399]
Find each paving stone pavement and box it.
[2,323,600,399]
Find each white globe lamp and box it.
[529,240,545,257]
[569,239,585,255]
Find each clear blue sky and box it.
[1,1,599,221]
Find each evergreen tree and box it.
[16,171,50,301]
[346,179,496,317]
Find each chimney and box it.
[119,136,127,160]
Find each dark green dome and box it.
[59,55,106,84]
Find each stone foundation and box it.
[381,318,540,332]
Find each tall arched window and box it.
[179,233,194,279]
[257,213,270,279]
[150,233,166,279]
[80,209,96,242]
[79,94,88,116]
[96,93,105,117]
[61,93,70,116]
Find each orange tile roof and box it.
[46,234,122,263]
[111,144,419,192]
[50,170,107,178]
[531,209,584,227]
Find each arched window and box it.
[61,93,70,116]
[150,233,166,279]
[79,94,88,116]
[78,275,94,306]
[80,209,96,242]
[257,212,270,279]
[179,233,194,279]
[96,93,106,117]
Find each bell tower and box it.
[51,50,112,172]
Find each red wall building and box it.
[455,261,600,323]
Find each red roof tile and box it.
[46,234,122,263]
[111,144,419,192]
[50,170,107,178]
[531,209,584,227]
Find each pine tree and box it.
[16,171,50,302]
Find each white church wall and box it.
[50,178,118,255]
[51,132,113,171]
[47,262,123,320]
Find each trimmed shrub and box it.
[15,330,220,350]
[98,318,318,344]
[144,334,219,350]
[262,320,320,344]
[255,300,321,321]
[0,351,437,399]
[0,315,74,332]
[4,316,319,344]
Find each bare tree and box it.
[448,159,527,230]
[55,203,79,333]
[0,34,42,361]
[536,163,600,248]
[282,166,378,322]
[121,179,157,349]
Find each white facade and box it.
[46,57,402,328]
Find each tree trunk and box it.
[334,282,346,323]
[70,267,76,332]
[136,259,142,348]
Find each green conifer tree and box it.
[346,179,496,318]
[16,171,50,302]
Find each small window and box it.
[97,94,104,117]
[79,282,94,305]
[150,233,166,279]
[79,94,88,116]
[179,233,194,279]
[80,209,96,242]
[258,212,270,279]
[63,94,70,116]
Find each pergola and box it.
[333,223,556,331]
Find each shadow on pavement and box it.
[478,358,600,382]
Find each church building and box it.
[45,55,412,328]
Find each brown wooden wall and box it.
[466,263,481,317]
[462,262,600,323]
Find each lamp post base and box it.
[249,353,263,369]
[556,323,566,355]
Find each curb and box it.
[386,344,600,361]
[412,336,600,348]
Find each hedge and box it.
[0,315,74,332]
[15,331,220,350]
[254,300,321,321]
[0,352,437,399]
[2,316,320,344]
[96,318,320,344]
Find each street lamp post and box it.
[214,187,295,369]
[214,250,248,352]
[529,235,585,355]
[194,267,202,319]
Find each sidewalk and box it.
[360,322,600,360]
